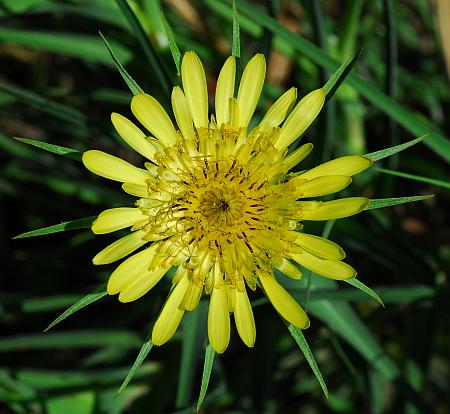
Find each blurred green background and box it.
[1,0,449,413]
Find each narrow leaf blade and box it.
[365,134,428,162]
[99,31,143,95]
[13,216,96,239]
[160,9,181,75]
[117,334,154,395]
[323,49,362,100]
[366,195,434,210]
[287,324,329,398]
[376,168,450,190]
[44,291,107,332]
[344,278,384,307]
[197,344,215,412]
[232,0,241,59]
[14,137,83,161]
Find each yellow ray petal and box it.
[291,250,356,280]
[236,54,266,128]
[83,150,150,185]
[107,244,158,295]
[282,143,314,172]
[92,208,145,234]
[215,56,236,126]
[118,265,167,302]
[208,285,230,353]
[111,113,157,161]
[234,288,256,347]
[293,233,345,260]
[152,276,190,345]
[299,197,369,220]
[259,273,309,329]
[291,175,352,198]
[181,51,208,128]
[259,87,297,133]
[299,155,373,180]
[131,93,178,146]
[93,230,146,265]
[229,97,240,130]
[122,183,149,197]
[184,279,203,311]
[275,88,325,149]
[171,86,195,141]
[273,256,302,279]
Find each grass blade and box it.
[44,291,107,332]
[176,303,206,408]
[196,344,215,412]
[344,278,384,307]
[13,216,96,239]
[366,195,434,210]
[115,0,170,98]
[323,49,362,100]
[160,9,182,75]
[376,168,450,190]
[232,0,240,59]
[99,31,143,95]
[365,134,427,162]
[287,324,329,398]
[14,137,83,161]
[0,82,86,126]
[235,0,450,163]
[117,333,154,395]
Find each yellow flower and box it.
[82,52,372,353]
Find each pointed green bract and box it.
[376,168,450,190]
[365,134,428,162]
[197,344,215,412]
[287,324,329,398]
[99,31,143,95]
[366,195,434,210]
[323,49,362,100]
[13,216,96,239]
[14,137,83,161]
[117,333,154,395]
[344,278,384,307]
[44,291,107,332]
[160,9,182,75]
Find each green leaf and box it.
[0,331,141,352]
[323,49,362,100]
[365,134,427,162]
[176,303,207,408]
[0,28,131,66]
[376,168,450,190]
[46,391,96,414]
[13,216,96,239]
[117,333,153,395]
[232,0,240,59]
[196,344,215,412]
[160,9,182,75]
[287,324,329,398]
[115,0,170,98]
[234,1,450,163]
[99,31,143,95]
[14,137,83,161]
[0,81,86,126]
[344,278,384,307]
[44,291,107,332]
[366,195,434,210]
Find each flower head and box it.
[83,52,372,353]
